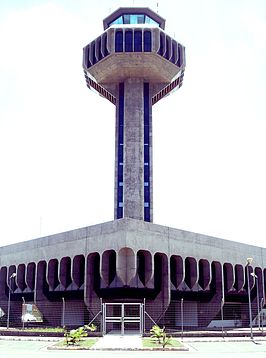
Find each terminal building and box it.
[0,7,265,334]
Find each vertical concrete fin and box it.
[84,253,101,315]
[145,253,170,325]
[117,247,136,286]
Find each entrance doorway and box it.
[102,302,143,335]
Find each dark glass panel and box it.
[117,83,124,219]
[134,30,142,52]
[144,208,150,222]
[177,43,183,67]
[123,15,130,24]
[144,127,149,144]
[144,165,149,179]
[115,31,123,52]
[117,207,123,218]
[144,31,151,52]
[97,39,102,61]
[144,145,149,163]
[137,15,145,24]
[145,16,159,26]
[164,36,170,59]
[109,16,123,26]
[171,41,177,64]
[143,82,150,222]
[125,30,133,52]
[117,188,123,202]
[103,33,109,56]
[144,186,150,201]
[85,47,91,68]
[158,33,164,56]
[119,125,123,141]
[92,42,96,64]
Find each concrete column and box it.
[123,78,144,220]
[114,79,153,222]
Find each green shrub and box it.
[84,323,97,332]
[64,324,97,345]
[150,324,172,348]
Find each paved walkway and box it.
[92,334,142,350]
[91,332,266,350]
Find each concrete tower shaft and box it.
[83,7,185,222]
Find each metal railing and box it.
[0,298,265,338]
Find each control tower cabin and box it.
[83,7,185,223]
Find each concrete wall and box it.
[0,218,264,327]
[0,218,265,268]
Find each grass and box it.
[55,338,98,349]
[142,338,184,349]
[51,337,185,351]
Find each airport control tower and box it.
[2,7,265,333]
[83,7,185,223]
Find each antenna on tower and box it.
[157,2,159,13]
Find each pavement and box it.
[2,332,266,358]
[1,328,266,350]
[2,339,266,358]
[82,331,266,350]
[92,333,143,350]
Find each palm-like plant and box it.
[64,324,97,345]
[150,324,172,348]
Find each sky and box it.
[0,0,265,249]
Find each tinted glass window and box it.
[144,31,151,52]
[92,42,96,64]
[115,31,123,52]
[177,44,183,67]
[117,83,124,219]
[158,33,164,56]
[125,30,133,52]
[110,16,123,26]
[137,15,145,24]
[123,15,130,24]
[134,31,142,52]
[145,16,159,26]
[165,37,170,59]
[109,14,160,27]
[97,40,102,61]
[143,82,150,222]
[144,146,149,162]
[171,42,177,63]
[103,33,109,56]
[85,47,91,68]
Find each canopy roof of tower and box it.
[103,7,166,30]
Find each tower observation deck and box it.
[83,7,185,222]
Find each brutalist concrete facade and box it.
[0,7,265,330]
[0,218,265,328]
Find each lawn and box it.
[142,338,184,349]
[54,338,98,349]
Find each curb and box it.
[47,346,189,351]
